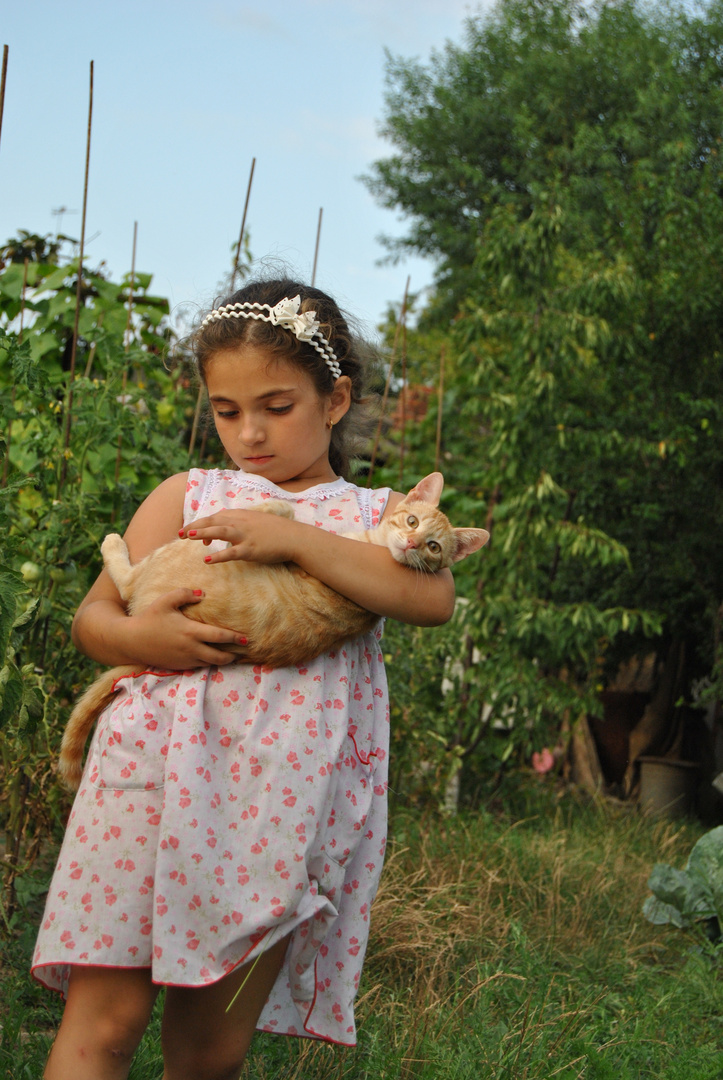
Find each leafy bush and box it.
[0,233,217,920]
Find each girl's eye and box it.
[268,404,293,415]
[216,410,238,419]
[428,540,441,554]
[407,515,419,529]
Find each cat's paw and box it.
[101,533,128,561]
[255,500,295,519]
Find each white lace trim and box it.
[188,470,389,526]
[198,469,354,503]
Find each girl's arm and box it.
[71,472,241,668]
[180,492,456,627]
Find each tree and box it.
[366,0,723,796]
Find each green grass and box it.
[2,783,722,1079]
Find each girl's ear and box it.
[329,376,352,424]
[405,472,444,506]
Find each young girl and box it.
[33,278,455,1080]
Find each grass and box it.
[2,781,722,1079]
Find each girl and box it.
[33,278,455,1080]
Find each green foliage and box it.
[0,233,221,919]
[367,0,723,798]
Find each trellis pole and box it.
[60,61,94,490]
[367,275,410,487]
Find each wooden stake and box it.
[60,60,94,488]
[399,312,408,491]
[434,345,446,473]
[188,383,204,458]
[232,157,255,290]
[367,275,410,487]
[0,46,8,154]
[311,208,323,286]
[113,220,138,490]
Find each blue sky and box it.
[0,0,493,337]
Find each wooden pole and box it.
[367,275,410,487]
[0,46,9,154]
[232,157,255,290]
[399,312,408,491]
[311,207,323,286]
[113,220,138,491]
[60,60,94,488]
[434,345,446,473]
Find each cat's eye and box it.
[406,515,419,529]
[428,541,441,554]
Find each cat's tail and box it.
[58,665,136,790]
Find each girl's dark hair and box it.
[191,278,376,477]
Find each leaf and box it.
[0,568,24,657]
[0,662,23,730]
[645,862,715,926]
[687,826,723,925]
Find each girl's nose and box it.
[240,419,265,445]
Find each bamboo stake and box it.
[232,157,255,290]
[113,220,138,490]
[188,388,204,459]
[0,46,8,153]
[434,345,446,473]
[190,159,256,460]
[399,312,408,491]
[1,258,28,486]
[311,207,323,286]
[367,275,410,487]
[60,60,94,489]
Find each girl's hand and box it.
[125,589,242,669]
[179,509,301,565]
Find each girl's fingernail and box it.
[193,589,203,596]
[178,529,184,538]
[188,529,197,537]
[237,636,248,645]
[204,555,212,563]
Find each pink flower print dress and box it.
[33,469,392,1046]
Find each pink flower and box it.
[532,747,555,774]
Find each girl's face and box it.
[205,345,349,489]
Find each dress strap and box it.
[354,485,390,530]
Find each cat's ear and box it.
[450,527,490,564]
[405,472,444,506]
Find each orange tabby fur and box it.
[58,473,488,788]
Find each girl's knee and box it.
[55,966,157,1064]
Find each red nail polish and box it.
[188,529,197,537]
[193,589,203,596]
[178,529,184,538]
[204,555,212,563]
[238,636,248,645]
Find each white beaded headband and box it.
[199,294,343,380]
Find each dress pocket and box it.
[87,671,176,791]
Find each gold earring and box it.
[327,418,335,430]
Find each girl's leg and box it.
[160,934,289,1080]
[44,966,160,1080]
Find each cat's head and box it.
[386,472,490,571]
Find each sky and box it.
[0,0,494,338]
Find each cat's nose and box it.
[405,539,417,550]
